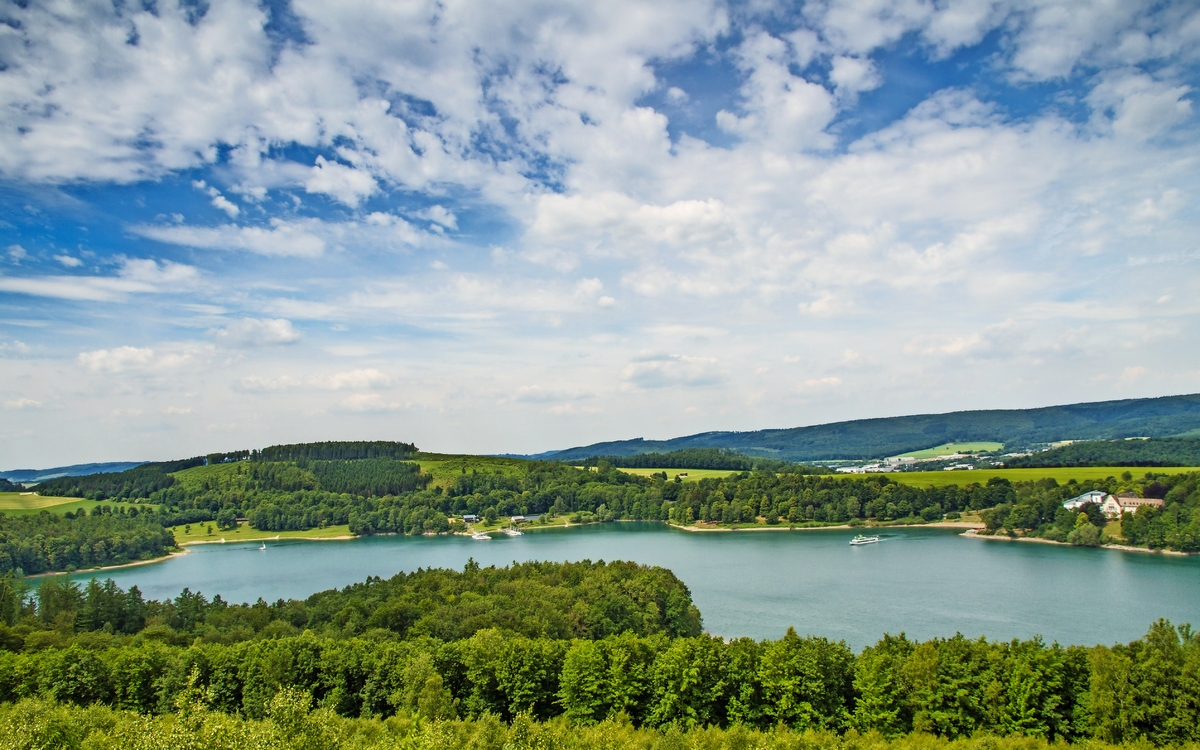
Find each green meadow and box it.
[862,465,1200,487]
[895,441,1004,458]
[0,492,124,517]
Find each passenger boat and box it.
[471,531,492,540]
[503,528,523,536]
[849,534,880,545]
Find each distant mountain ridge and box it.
[0,462,145,484]
[533,393,1200,463]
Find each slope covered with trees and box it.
[0,510,175,576]
[540,393,1200,461]
[0,563,1196,746]
[1006,438,1200,468]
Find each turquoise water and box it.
[70,524,1200,649]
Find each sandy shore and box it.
[960,528,1195,556]
[29,549,192,579]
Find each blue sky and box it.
[1,0,1199,467]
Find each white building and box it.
[1063,490,1108,511]
[1100,493,1165,520]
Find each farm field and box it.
[0,492,121,516]
[168,523,353,544]
[616,467,741,482]
[895,441,1003,458]
[858,466,1200,488]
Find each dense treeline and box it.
[1007,438,1200,468]
[0,510,174,576]
[0,588,1194,742]
[34,463,179,501]
[0,478,21,493]
[260,441,419,462]
[0,561,701,643]
[12,700,1200,750]
[584,449,760,470]
[665,471,1021,525]
[981,471,1200,552]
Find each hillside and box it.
[0,461,144,483]
[535,393,1200,462]
[1006,437,1200,468]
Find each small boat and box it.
[850,534,880,546]
[471,531,491,540]
[258,543,267,551]
[503,528,523,536]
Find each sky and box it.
[1,0,1199,468]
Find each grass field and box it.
[616,468,742,482]
[0,493,135,516]
[854,466,1200,488]
[895,442,1004,458]
[168,523,353,544]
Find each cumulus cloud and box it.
[621,353,723,390]
[77,344,213,379]
[209,318,301,347]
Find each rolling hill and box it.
[534,393,1200,463]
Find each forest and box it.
[0,562,1196,748]
[1006,438,1200,468]
[17,440,1200,563]
[0,510,175,576]
[582,448,786,471]
[540,393,1200,462]
[979,471,1200,552]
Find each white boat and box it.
[503,528,523,536]
[471,531,492,540]
[258,543,267,551]
[850,534,880,545]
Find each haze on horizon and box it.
[1,0,1199,467]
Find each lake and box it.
[70,523,1200,649]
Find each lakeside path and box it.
[959,528,1195,556]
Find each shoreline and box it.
[29,548,191,579]
[959,528,1195,556]
[673,520,986,533]
[179,533,356,546]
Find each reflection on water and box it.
[70,523,1200,649]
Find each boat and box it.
[258,543,267,551]
[503,528,523,536]
[850,534,880,545]
[471,531,492,540]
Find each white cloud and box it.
[306,156,379,207]
[209,318,301,347]
[6,245,26,264]
[621,353,722,390]
[77,343,212,378]
[339,393,408,412]
[54,254,83,267]
[316,369,391,390]
[4,397,42,410]
[0,258,198,301]
[132,220,327,258]
[78,346,156,373]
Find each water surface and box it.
[71,524,1200,649]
